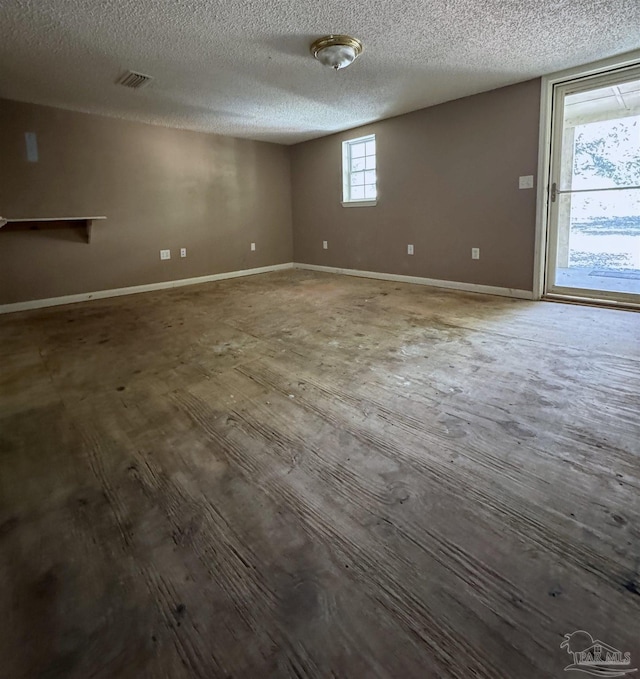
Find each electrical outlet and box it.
[323,240,328,250]
[519,175,534,189]
[471,247,480,260]
[160,249,171,260]
[250,242,256,251]
[407,244,414,255]
[180,248,187,258]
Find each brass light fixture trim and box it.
[310,34,364,70]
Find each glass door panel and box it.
[547,69,640,303]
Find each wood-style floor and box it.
[1,270,639,679]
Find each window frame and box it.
[342,134,377,207]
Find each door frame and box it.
[534,49,640,307]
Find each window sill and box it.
[341,200,377,208]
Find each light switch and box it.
[519,175,534,189]
[250,242,256,251]
[407,244,414,255]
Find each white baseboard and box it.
[294,263,535,300]
[0,260,534,314]
[0,262,294,314]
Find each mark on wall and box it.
[25,132,38,162]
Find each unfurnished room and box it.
[0,1,639,678]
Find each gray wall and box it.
[0,99,293,305]
[291,79,541,292]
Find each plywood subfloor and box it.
[1,269,639,679]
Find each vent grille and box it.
[117,70,153,89]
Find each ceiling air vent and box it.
[116,70,153,89]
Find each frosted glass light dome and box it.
[310,35,363,71]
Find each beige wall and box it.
[1,79,541,306]
[291,79,541,292]
[0,99,293,305]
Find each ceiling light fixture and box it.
[310,35,363,71]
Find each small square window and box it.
[351,143,367,159]
[342,134,377,206]
[351,172,365,186]
[351,157,365,172]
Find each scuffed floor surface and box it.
[1,269,639,678]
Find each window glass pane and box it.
[350,143,366,159]
[344,135,376,202]
[351,157,365,172]
[364,184,377,199]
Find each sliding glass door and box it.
[546,67,640,305]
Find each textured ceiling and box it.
[1,0,639,144]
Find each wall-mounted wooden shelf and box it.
[0,216,106,243]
